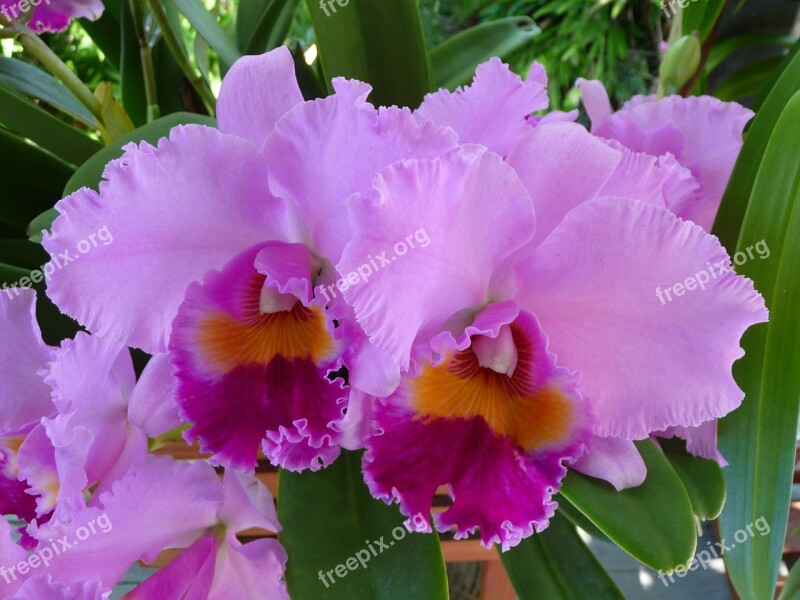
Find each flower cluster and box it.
[0,46,766,597]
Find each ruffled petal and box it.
[506,122,622,247]
[365,311,590,550]
[583,85,753,229]
[38,455,223,589]
[208,536,289,600]
[219,471,280,534]
[515,197,768,439]
[42,333,133,485]
[339,145,535,369]
[128,354,182,437]
[217,47,304,149]
[572,437,647,491]
[0,289,54,433]
[658,421,727,466]
[43,125,288,354]
[263,78,457,261]
[417,59,549,157]
[171,244,347,472]
[0,518,29,595]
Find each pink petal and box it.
[584,85,754,229]
[573,437,647,491]
[0,289,54,433]
[516,197,768,439]
[219,471,280,534]
[365,311,591,550]
[208,536,288,600]
[217,47,304,149]
[127,354,182,438]
[170,245,346,472]
[417,59,549,157]
[43,125,288,354]
[122,533,216,600]
[262,78,457,262]
[39,455,223,589]
[339,145,535,369]
[658,421,727,466]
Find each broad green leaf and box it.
[0,129,74,230]
[429,17,540,91]
[682,0,727,41]
[560,440,696,572]
[0,85,102,164]
[714,56,784,102]
[779,560,800,600]
[237,0,301,55]
[713,44,800,249]
[306,0,431,108]
[706,33,796,74]
[173,0,242,66]
[557,498,610,543]
[0,56,95,126]
[63,112,215,196]
[753,36,800,112]
[278,451,448,599]
[718,91,800,600]
[500,512,623,599]
[660,438,725,520]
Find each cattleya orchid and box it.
[0,42,771,597]
[0,0,103,33]
[43,46,456,473]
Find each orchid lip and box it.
[472,325,519,377]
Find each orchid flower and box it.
[336,61,767,547]
[0,0,103,33]
[41,46,456,474]
[1,453,287,599]
[576,78,754,231]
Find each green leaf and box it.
[120,0,149,126]
[560,440,696,572]
[660,438,725,520]
[713,43,800,249]
[500,512,624,599]
[278,450,449,599]
[0,129,74,229]
[306,0,431,108]
[63,112,215,196]
[237,0,301,55]
[682,0,727,41]
[714,56,784,102]
[429,17,540,90]
[0,56,96,126]
[0,85,102,165]
[706,33,796,74]
[172,0,242,67]
[718,91,800,600]
[779,559,800,600]
[753,36,800,112]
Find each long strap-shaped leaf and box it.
[499,512,624,599]
[306,0,431,108]
[278,451,449,600]
[718,92,800,600]
[429,17,540,91]
[560,440,696,572]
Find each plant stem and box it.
[129,0,160,121]
[14,26,106,124]
[146,0,216,115]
